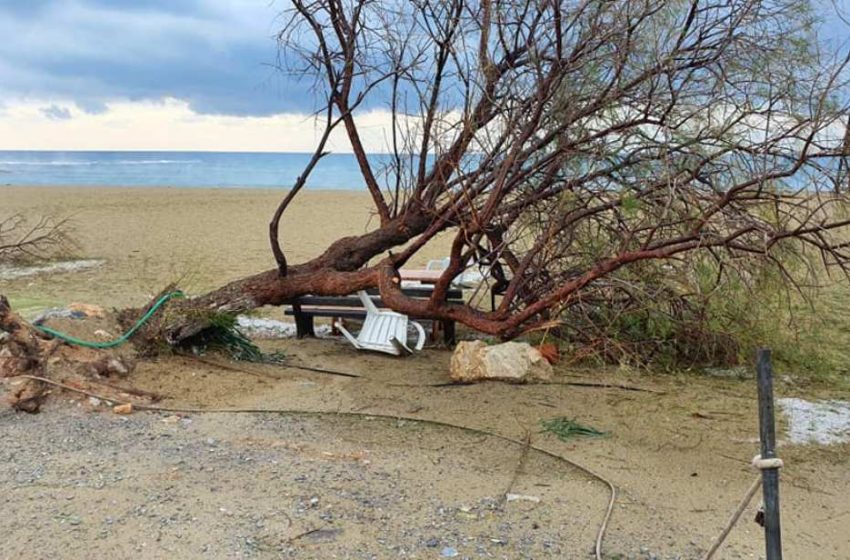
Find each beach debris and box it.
[32,302,107,324]
[777,397,850,445]
[536,343,560,364]
[93,329,113,340]
[540,417,607,441]
[236,316,297,339]
[505,493,541,504]
[0,259,104,281]
[449,340,553,383]
[68,303,106,319]
[304,527,343,543]
[112,402,133,415]
[441,546,459,557]
[88,356,132,378]
[235,316,333,340]
[33,308,88,323]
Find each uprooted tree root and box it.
[0,295,143,412]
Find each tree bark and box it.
[135,209,434,344]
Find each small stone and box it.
[93,329,113,340]
[505,493,541,503]
[112,403,133,415]
[106,357,130,377]
[425,537,439,548]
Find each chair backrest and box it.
[359,310,408,344]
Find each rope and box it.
[701,453,784,559]
[14,373,616,560]
[33,291,184,349]
[752,455,784,470]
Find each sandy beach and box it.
[2,185,850,559]
[1,186,447,314]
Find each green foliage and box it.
[184,311,285,363]
[540,417,607,441]
[552,246,847,380]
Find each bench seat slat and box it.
[285,286,461,345]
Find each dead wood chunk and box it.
[0,352,38,379]
[536,343,560,365]
[9,379,48,413]
[88,356,132,378]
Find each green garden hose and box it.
[34,291,184,349]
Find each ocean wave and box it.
[0,159,202,166]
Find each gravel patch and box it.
[0,406,627,559]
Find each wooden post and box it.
[756,348,783,560]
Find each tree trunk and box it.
[150,209,433,344]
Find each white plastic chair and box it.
[335,291,426,356]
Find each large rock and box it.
[449,340,553,383]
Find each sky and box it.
[0,0,394,152]
[0,0,848,153]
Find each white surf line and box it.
[0,259,105,280]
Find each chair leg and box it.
[430,320,441,342]
[336,321,364,350]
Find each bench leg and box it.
[429,320,440,343]
[292,305,315,339]
[442,320,456,347]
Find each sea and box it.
[0,150,383,189]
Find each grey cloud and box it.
[40,104,72,120]
[0,0,312,116]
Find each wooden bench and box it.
[284,286,463,345]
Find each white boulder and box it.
[449,340,553,383]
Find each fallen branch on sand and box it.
[391,380,664,394]
[178,354,361,380]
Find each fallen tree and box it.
[3,0,850,409]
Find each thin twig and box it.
[701,477,761,560]
[391,380,663,394]
[179,353,361,379]
[499,430,532,507]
